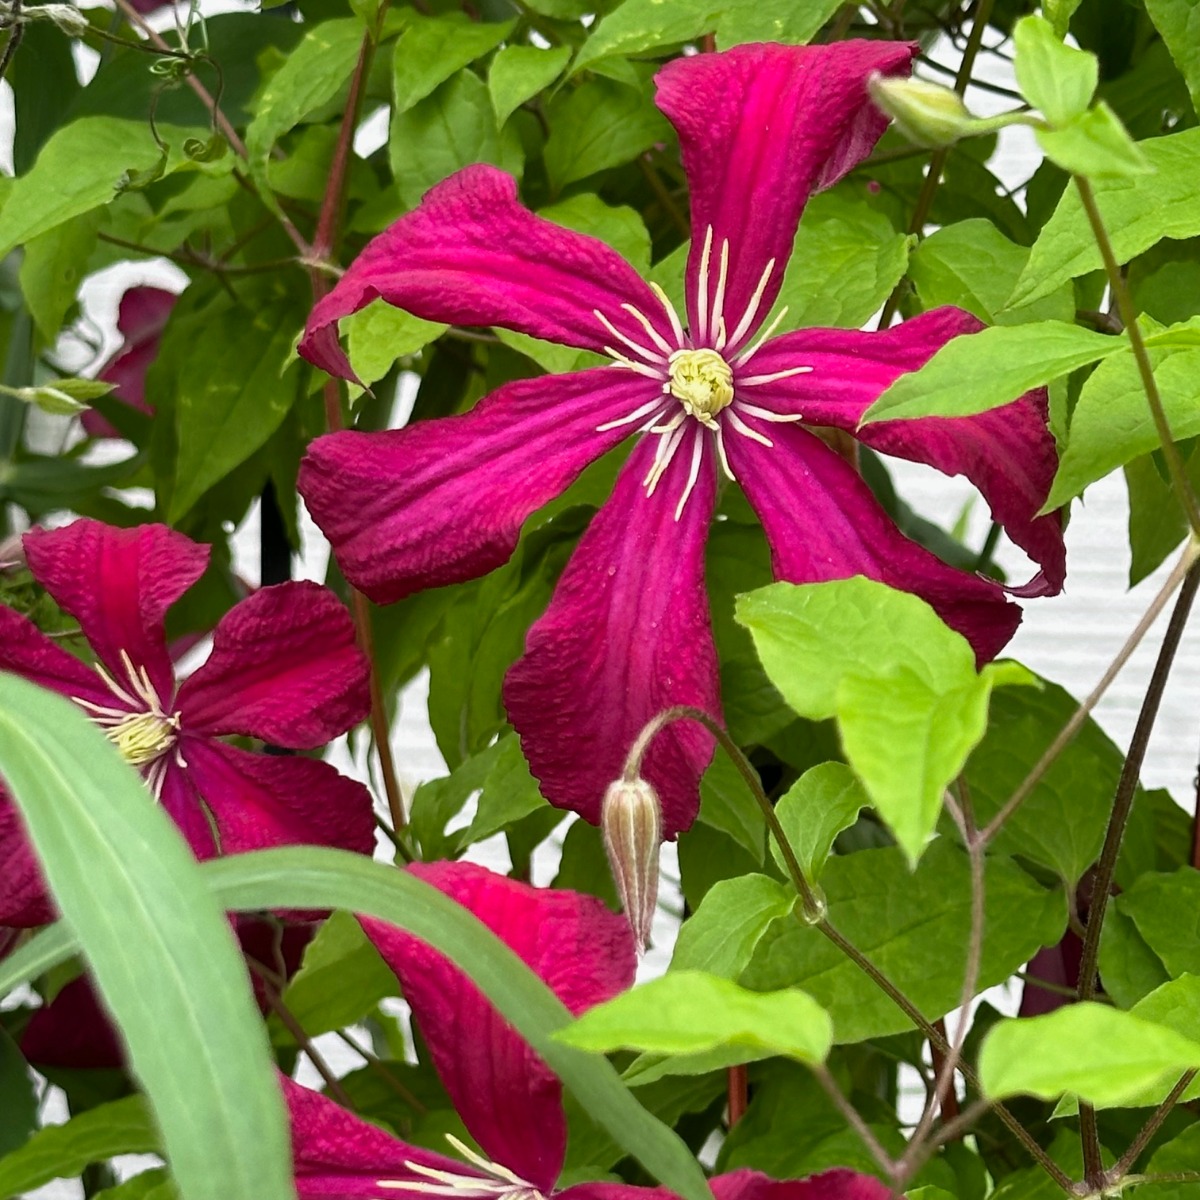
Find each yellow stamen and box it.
[667,348,734,423]
[104,710,180,767]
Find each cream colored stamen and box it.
[667,348,733,425]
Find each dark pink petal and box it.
[654,41,915,351]
[83,286,176,438]
[158,758,218,860]
[300,367,655,604]
[362,861,637,1191]
[177,739,376,859]
[712,1168,891,1200]
[726,421,1020,663]
[504,432,720,839]
[285,1075,480,1197]
[738,308,1066,594]
[0,606,113,709]
[23,520,208,703]
[176,581,369,747]
[299,165,670,382]
[0,785,53,927]
[20,976,124,1070]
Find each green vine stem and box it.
[1074,174,1200,536]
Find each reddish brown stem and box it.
[727,1065,748,1126]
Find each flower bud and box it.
[601,776,662,953]
[868,73,976,149]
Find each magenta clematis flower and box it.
[284,860,890,1200]
[0,518,375,928]
[296,41,1066,842]
[82,286,176,439]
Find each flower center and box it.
[667,348,733,424]
[104,709,181,767]
[376,1135,547,1200]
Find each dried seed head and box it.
[601,776,662,953]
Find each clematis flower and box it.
[296,41,1066,844]
[82,286,176,439]
[0,517,375,927]
[284,860,890,1200]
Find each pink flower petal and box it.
[300,367,656,604]
[158,757,218,860]
[713,1168,892,1200]
[738,309,1066,595]
[23,520,208,704]
[362,861,637,1191]
[176,581,369,747]
[725,421,1021,663]
[0,784,53,927]
[285,1075,481,1198]
[83,286,176,438]
[176,739,376,859]
[0,605,113,709]
[20,975,124,1070]
[299,165,670,382]
[504,430,720,839]
[654,41,915,352]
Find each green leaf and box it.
[1046,320,1200,508]
[1099,904,1170,1009]
[540,193,652,275]
[0,676,294,1200]
[545,78,672,193]
[571,0,722,77]
[1143,0,1200,115]
[389,70,524,210]
[909,219,1074,326]
[344,299,447,387]
[1142,1123,1200,1196]
[489,45,571,125]
[736,578,1021,861]
[1035,103,1154,180]
[715,0,844,46]
[0,117,210,257]
[555,970,833,1071]
[244,18,365,214]
[393,14,515,113]
[777,191,911,329]
[168,300,302,521]
[671,873,796,979]
[0,1028,36,1156]
[1012,14,1097,126]
[92,1169,177,1200]
[19,209,100,341]
[201,848,712,1200]
[772,762,868,885]
[863,321,1125,422]
[1011,127,1200,308]
[697,749,766,863]
[277,911,398,1039]
[740,839,1065,1043]
[2,377,115,416]
[1126,449,1200,586]
[979,1003,1200,1106]
[963,678,1122,888]
[460,733,550,845]
[0,1096,159,1199]
[1117,867,1200,978]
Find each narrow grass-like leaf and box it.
[0,674,294,1200]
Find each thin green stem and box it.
[813,1066,898,1177]
[1075,174,1200,535]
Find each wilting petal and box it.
[362,861,637,1191]
[654,41,915,351]
[726,421,1020,663]
[176,582,369,747]
[23,520,208,703]
[504,430,720,838]
[0,606,113,710]
[178,739,376,859]
[300,367,655,604]
[82,286,176,438]
[738,309,1066,594]
[0,785,52,927]
[299,165,670,382]
[285,1075,481,1198]
[20,976,124,1070]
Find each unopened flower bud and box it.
[868,73,976,148]
[601,776,662,954]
